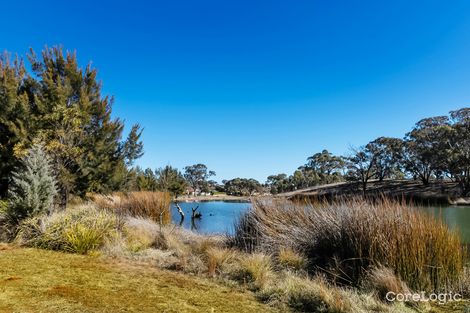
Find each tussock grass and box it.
[205,247,237,277]
[91,191,172,224]
[365,267,410,301]
[16,205,119,254]
[231,198,465,292]
[235,253,274,290]
[277,247,307,271]
[258,272,418,313]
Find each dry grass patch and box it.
[205,247,237,277]
[278,247,307,271]
[91,191,172,224]
[0,246,278,313]
[232,253,274,290]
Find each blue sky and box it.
[2,0,470,182]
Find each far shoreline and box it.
[173,194,251,203]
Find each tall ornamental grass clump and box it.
[91,191,171,224]
[231,198,464,292]
[6,143,57,224]
[17,205,119,254]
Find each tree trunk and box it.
[175,203,185,222]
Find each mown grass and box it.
[0,245,277,313]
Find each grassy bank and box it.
[0,245,275,313]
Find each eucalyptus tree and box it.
[366,137,405,181]
[403,116,451,185]
[447,108,470,195]
[346,146,377,195]
[266,174,291,194]
[305,149,345,183]
[183,164,215,194]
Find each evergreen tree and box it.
[0,53,30,196]
[25,47,142,201]
[7,143,57,223]
[156,166,187,196]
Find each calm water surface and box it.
[172,201,470,243]
[420,205,470,243]
[171,201,251,234]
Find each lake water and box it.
[420,205,470,243]
[171,201,251,235]
[172,201,470,243]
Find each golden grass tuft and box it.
[366,266,410,301]
[205,247,237,277]
[235,253,274,290]
[91,191,172,224]
[277,247,307,271]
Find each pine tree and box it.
[27,47,143,199]
[7,143,57,223]
[0,53,31,196]
[0,47,144,203]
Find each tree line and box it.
[266,108,470,196]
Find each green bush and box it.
[17,205,119,254]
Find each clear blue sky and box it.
[2,0,470,182]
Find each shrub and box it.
[7,143,57,224]
[231,198,464,292]
[91,191,171,224]
[17,205,119,254]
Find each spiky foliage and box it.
[7,144,57,223]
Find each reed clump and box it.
[91,191,172,224]
[231,197,465,292]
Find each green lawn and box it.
[0,245,278,313]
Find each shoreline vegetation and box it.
[174,194,250,203]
